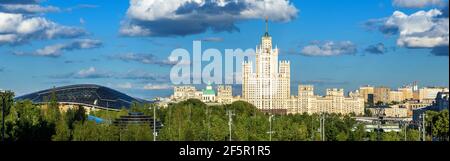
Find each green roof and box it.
[202,89,215,95]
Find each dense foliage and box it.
[1,92,448,141]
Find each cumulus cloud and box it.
[117,82,133,89]
[66,4,99,12]
[300,41,357,56]
[365,43,388,54]
[120,0,298,37]
[0,0,40,5]
[76,67,100,78]
[392,0,445,8]
[0,4,60,14]
[143,83,173,90]
[110,53,180,66]
[51,67,170,85]
[385,10,448,48]
[62,67,111,79]
[0,12,87,45]
[13,39,102,57]
[366,9,449,56]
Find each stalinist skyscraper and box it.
[242,18,291,111]
[173,19,364,116]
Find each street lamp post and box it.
[422,113,426,141]
[269,115,274,141]
[1,93,5,142]
[153,105,156,141]
[404,121,407,141]
[227,110,235,141]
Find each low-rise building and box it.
[286,86,365,116]
[374,86,390,104]
[368,105,408,118]
[389,91,404,103]
[171,84,234,104]
[217,85,233,104]
[413,92,449,122]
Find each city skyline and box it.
[0,0,449,100]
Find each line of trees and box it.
[1,91,153,141]
[156,99,429,141]
[1,92,448,141]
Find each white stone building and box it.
[241,19,364,115]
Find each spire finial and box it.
[264,16,270,37]
[265,16,268,33]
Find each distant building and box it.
[14,84,149,112]
[398,86,414,100]
[171,84,234,104]
[413,92,449,122]
[400,101,431,117]
[242,18,290,111]
[202,83,216,103]
[434,92,449,111]
[217,85,233,104]
[374,86,390,104]
[368,105,408,118]
[359,85,374,103]
[389,91,404,103]
[172,86,202,101]
[286,86,365,116]
[113,112,163,133]
[417,87,449,103]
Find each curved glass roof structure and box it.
[15,84,149,110]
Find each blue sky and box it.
[0,0,448,99]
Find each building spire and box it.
[266,16,268,33]
[264,16,269,37]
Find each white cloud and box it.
[121,0,298,36]
[0,4,60,13]
[119,23,151,36]
[384,9,449,48]
[143,83,173,90]
[111,53,180,66]
[365,43,388,54]
[35,44,66,57]
[392,0,445,8]
[117,82,133,89]
[73,67,111,79]
[300,41,357,56]
[14,39,102,57]
[0,12,86,45]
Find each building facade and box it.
[241,19,364,116]
[359,85,374,103]
[171,85,233,104]
[389,91,404,103]
[217,85,233,104]
[242,18,290,110]
[374,86,390,104]
[398,86,414,100]
[285,86,364,115]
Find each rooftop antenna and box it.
[265,16,269,34]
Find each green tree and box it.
[45,89,61,124]
[382,132,401,141]
[52,117,70,141]
[1,91,15,140]
[350,124,366,141]
[406,129,420,141]
[121,124,152,141]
